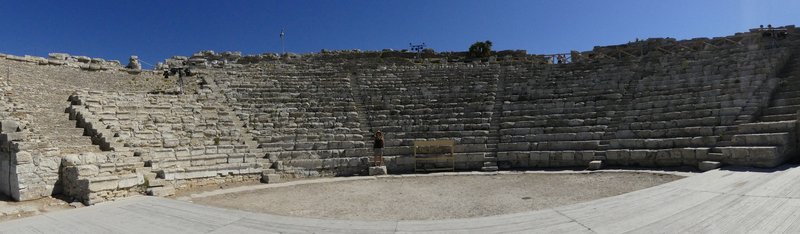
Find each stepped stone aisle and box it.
[63,71,270,204]
[0,59,162,201]
[761,49,800,122]
[13,79,101,154]
[717,44,800,165]
[348,72,373,144]
[484,70,502,171]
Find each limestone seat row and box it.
[495,46,791,167]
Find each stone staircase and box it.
[10,84,105,203]
[199,75,260,148]
[348,72,374,145]
[760,54,800,122]
[34,96,103,154]
[707,45,800,164]
[484,72,502,171]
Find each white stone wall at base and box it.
[718,146,790,168]
[277,157,371,177]
[12,146,63,201]
[60,152,147,205]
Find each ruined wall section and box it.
[0,71,19,198]
[0,69,56,201]
[0,54,168,202]
[0,52,138,73]
[63,85,268,204]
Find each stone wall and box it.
[68,91,252,150]
[209,64,372,177]
[496,45,792,168]
[204,28,798,176]
[63,87,271,204]
[0,126,65,201]
[0,52,136,73]
[59,151,144,205]
[354,65,501,171]
[2,26,799,204]
[0,75,63,200]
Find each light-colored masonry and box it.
[0,25,798,205]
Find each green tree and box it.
[469,40,493,58]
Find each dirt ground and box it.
[193,172,684,220]
[0,195,76,222]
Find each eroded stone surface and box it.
[1,26,800,206]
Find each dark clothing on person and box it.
[372,132,385,166]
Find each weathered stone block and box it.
[163,139,180,148]
[153,149,175,159]
[147,186,175,197]
[76,165,100,176]
[88,176,119,192]
[117,174,144,189]
[529,152,549,161]
[13,151,33,166]
[1,120,20,133]
[498,142,530,151]
[369,166,388,176]
[588,160,602,170]
[205,146,218,154]
[630,150,647,160]
[606,150,621,160]
[698,161,721,171]
[559,151,575,161]
[578,151,595,161]
[261,173,281,184]
[218,145,235,154]
[62,154,82,166]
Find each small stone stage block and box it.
[369,166,387,176]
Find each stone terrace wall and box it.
[0,75,24,199]
[63,89,268,204]
[203,34,797,176]
[5,27,796,204]
[0,56,164,202]
[354,65,501,171]
[498,46,791,168]
[211,63,370,177]
[0,70,64,201]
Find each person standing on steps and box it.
[373,130,385,167]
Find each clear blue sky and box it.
[1,0,798,68]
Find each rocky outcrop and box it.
[0,52,125,72]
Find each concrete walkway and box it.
[1,166,799,233]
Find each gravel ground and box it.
[194,172,683,220]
